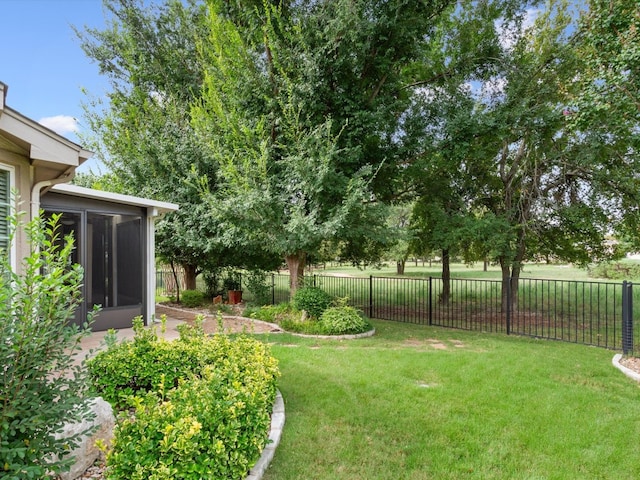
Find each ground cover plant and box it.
[87,317,279,480]
[260,320,640,479]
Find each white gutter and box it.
[30,168,75,220]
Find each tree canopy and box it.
[78,0,640,299]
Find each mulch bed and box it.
[155,303,282,335]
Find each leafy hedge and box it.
[87,317,279,480]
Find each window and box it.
[0,166,13,257]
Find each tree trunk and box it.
[499,234,525,314]
[285,252,307,297]
[440,248,451,303]
[483,258,488,272]
[170,261,181,303]
[396,259,406,275]
[183,263,198,291]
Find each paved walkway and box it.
[76,314,186,364]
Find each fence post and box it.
[369,275,373,319]
[622,281,633,355]
[313,274,317,288]
[506,277,512,335]
[428,277,433,326]
[271,273,275,305]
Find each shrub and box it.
[292,286,333,319]
[247,303,295,324]
[589,262,640,280]
[0,213,97,479]
[180,289,206,308]
[88,319,279,479]
[319,305,371,335]
[244,270,271,305]
[279,316,326,335]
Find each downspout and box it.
[30,167,75,220]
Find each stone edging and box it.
[155,304,283,332]
[288,328,376,340]
[612,354,640,382]
[221,315,283,333]
[246,390,285,480]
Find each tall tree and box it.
[405,0,640,310]
[78,0,279,289]
[191,0,452,293]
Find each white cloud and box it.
[38,115,79,136]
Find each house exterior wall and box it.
[0,139,34,271]
[1,81,178,331]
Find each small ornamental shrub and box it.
[87,318,279,479]
[0,213,97,479]
[180,289,206,308]
[247,302,295,324]
[292,286,333,319]
[244,270,271,305]
[319,305,372,335]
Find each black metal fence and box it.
[265,273,638,355]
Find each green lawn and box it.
[309,260,640,282]
[261,320,640,479]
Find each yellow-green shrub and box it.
[88,318,279,480]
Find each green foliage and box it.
[246,303,325,335]
[223,271,242,291]
[588,262,640,281]
[245,303,294,324]
[0,213,96,479]
[279,317,326,336]
[244,270,272,306]
[292,287,334,320]
[87,318,279,479]
[180,289,206,308]
[319,305,372,335]
[247,301,371,336]
[202,267,224,297]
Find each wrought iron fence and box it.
[266,273,638,355]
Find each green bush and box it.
[88,319,279,479]
[244,270,271,305]
[319,305,372,335]
[279,316,326,335]
[180,289,206,308]
[292,286,333,319]
[0,213,97,479]
[589,262,640,280]
[246,303,295,324]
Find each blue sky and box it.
[0,0,109,171]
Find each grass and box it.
[260,320,640,479]
[309,260,640,282]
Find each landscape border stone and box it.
[612,354,640,382]
[288,328,376,340]
[246,390,285,480]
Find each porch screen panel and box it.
[87,212,143,308]
[0,169,9,254]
